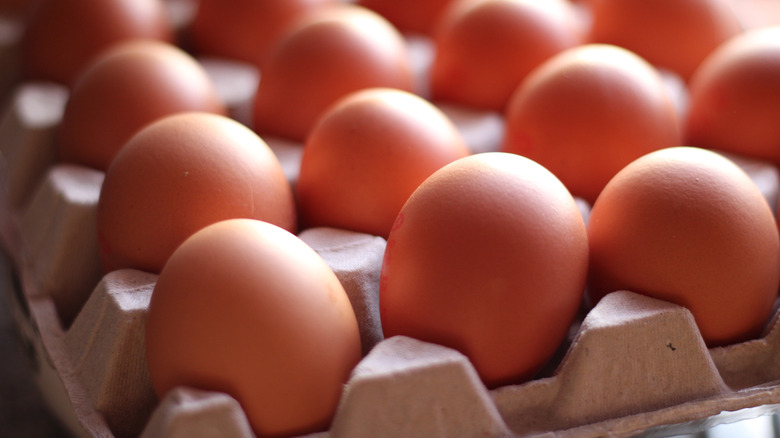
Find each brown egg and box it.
[431,0,581,111]
[186,0,336,69]
[380,152,588,387]
[357,0,457,35]
[685,27,780,167]
[588,147,780,346]
[56,39,226,171]
[252,5,414,142]
[97,112,296,274]
[20,0,173,85]
[587,0,742,81]
[146,218,361,437]
[503,44,681,204]
[296,87,470,238]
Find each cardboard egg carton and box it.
[6,154,780,438]
[3,5,780,437]
[3,69,780,438]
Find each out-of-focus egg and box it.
[685,27,780,166]
[357,0,457,35]
[502,44,681,204]
[252,5,414,142]
[296,87,469,238]
[185,0,336,69]
[56,39,226,171]
[587,0,742,81]
[19,0,173,85]
[380,152,588,387]
[146,218,361,437]
[97,112,296,274]
[431,0,581,111]
[587,147,780,346]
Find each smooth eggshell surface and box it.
[186,0,337,69]
[588,0,742,81]
[380,152,588,388]
[296,87,470,238]
[145,218,361,437]
[96,112,296,274]
[502,44,681,204]
[431,0,581,111]
[20,0,173,85]
[587,147,780,346]
[57,39,226,171]
[685,27,780,167]
[252,4,414,141]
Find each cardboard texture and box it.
[5,99,780,437]
[199,57,259,129]
[65,269,159,438]
[299,227,386,356]
[0,82,68,208]
[20,164,104,326]
[140,387,256,438]
[3,3,780,436]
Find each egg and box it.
[357,0,457,35]
[430,0,581,111]
[185,0,336,69]
[587,147,780,346]
[97,112,296,274]
[380,152,588,387]
[252,4,414,142]
[296,87,470,238]
[502,44,681,204]
[19,0,173,85]
[587,0,742,81]
[56,39,226,171]
[145,218,361,437]
[685,27,780,167]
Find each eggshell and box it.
[431,0,581,111]
[588,0,742,81]
[502,44,681,204]
[145,218,361,437]
[685,27,780,167]
[357,0,457,35]
[252,5,414,141]
[56,39,226,172]
[19,0,173,85]
[97,112,296,274]
[587,147,780,346]
[57,40,225,170]
[296,87,470,238]
[186,0,336,69]
[380,152,588,388]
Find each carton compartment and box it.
[3,11,780,435]
[7,152,780,437]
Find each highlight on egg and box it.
[380,152,588,388]
[587,146,780,346]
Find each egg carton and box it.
[3,6,780,437]
[3,59,780,438]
